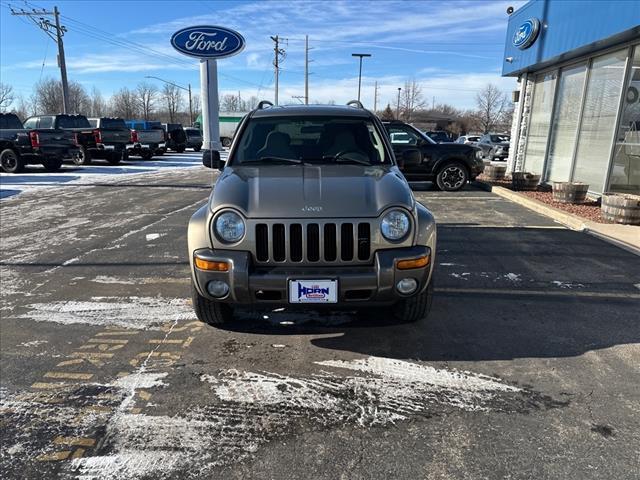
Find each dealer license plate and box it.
[289,279,337,303]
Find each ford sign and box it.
[170,25,245,59]
[513,18,540,50]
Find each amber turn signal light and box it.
[194,258,229,271]
[396,255,430,270]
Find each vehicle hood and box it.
[210,164,414,218]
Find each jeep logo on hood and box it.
[170,25,245,59]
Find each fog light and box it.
[396,278,418,295]
[206,280,229,298]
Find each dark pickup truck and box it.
[383,120,484,191]
[88,117,133,163]
[0,112,78,173]
[162,123,187,153]
[23,114,123,165]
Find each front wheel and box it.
[221,137,232,148]
[41,158,63,172]
[435,162,468,191]
[73,146,92,165]
[191,282,233,326]
[392,281,433,323]
[0,149,25,173]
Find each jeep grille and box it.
[255,221,371,264]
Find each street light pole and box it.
[144,76,193,125]
[396,87,402,120]
[351,53,371,104]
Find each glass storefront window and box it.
[573,49,627,193]
[545,63,587,182]
[609,45,640,194]
[523,71,556,175]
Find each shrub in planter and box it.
[601,193,640,225]
[484,164,507,180]
[511,172,541,191]
[552,182,590,204]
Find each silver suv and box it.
[188,102,436,325]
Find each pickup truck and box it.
[125,120,166,160]
[184,127,203,152]
[1,112,78,173]
[162,123,187,153]
[88,117,132,163]
[23,114,123,166]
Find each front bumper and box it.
[192,245,433,306]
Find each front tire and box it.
[42,158,63,172]
[392,281,433,323]
[73,146,92,165]
[191,282,233,326]
[221,137,232,148]
[0,149,25,173]
[435,161,468,191]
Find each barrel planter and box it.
[601,193,640,225]
[484,164,507,181]
[511,172,540,191]
[552,182,590,204]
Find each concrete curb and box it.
[474,180,640,255]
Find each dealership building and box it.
[504,0,640,195]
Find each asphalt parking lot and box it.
[1,153,639,480]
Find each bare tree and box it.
[110,87,138,119]
[0,83,14,112]
[136,82,158,120]
[89,87,107,117]
[68,82,91,115]
[191,93,201,120]
[10,94,33,120]
[162,84,183,122]
[474,83,509,133]
[220,93,240,112]
[33,78,91,114]
[400,79,426,122]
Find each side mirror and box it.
[202,150,223,170]
[401,149,422,167]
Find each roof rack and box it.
[346,100,364,109]
[257,100,274,109]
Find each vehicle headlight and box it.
[381,210,410,241]
[215,211,245,243]
[475,149,483,160]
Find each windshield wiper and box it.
[241,156,302,165]
[321,153,371,166]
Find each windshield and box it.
[186,129,201,137]
[57,115,91,129]
[232,116,389,166]
[0,114,23,129]
[490,135,510,143]
[101,118,128,129]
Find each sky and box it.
[0,0,525,111]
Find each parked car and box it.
[23,114,120,165]
[477,133,511,160]
[88,117,131,162]
[184,127,203,152]
[425,130,452,143]
[455,135,481,145]
[125,120,166,160]
[189,103,436,326]
[162,123,187,152]
[383,120,484,191]
[0,112,78,173]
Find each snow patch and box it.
[551,281,584,289]
[92,276,137,285]
[17,340,48,348]
[112,372,168,390]
[145,233,163,242]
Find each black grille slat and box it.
[357,223,370,260]
[307,224,320,262]
[273,224,286,261]
[324,224,337,261]
[341,223,354,261]
[256,224,269,262]
[290,224,303,262]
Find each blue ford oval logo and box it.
[171,25,245,59]
[513,18,540,50]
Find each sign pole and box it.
[200,59,222,158]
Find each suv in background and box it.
[477,133,511,161]
[455,135,480,145]
[189,102,436,326]
[162,123,187,153]
[0,112,78,173]
[88,117,131,163]
[184,127,203,152]
[383,120,484,191]
[425,130,452,143]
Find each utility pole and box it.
[396,87,402,120]
[373,81,379,112]
[270,35,286,106]
[188,84,193,125]
[351,53,371,104]
[304,35,309,104]
[11,5,70,113]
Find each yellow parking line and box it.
[71,448,86,459]
[44,372,93,380]
[138,390,152,401]
[148,339,184,344]
[95,331,138,336]
[31,382,69,390]
[88,338,128,344]
[53,436,96,447]
[37,451,71,461]
[56,359,84,367]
